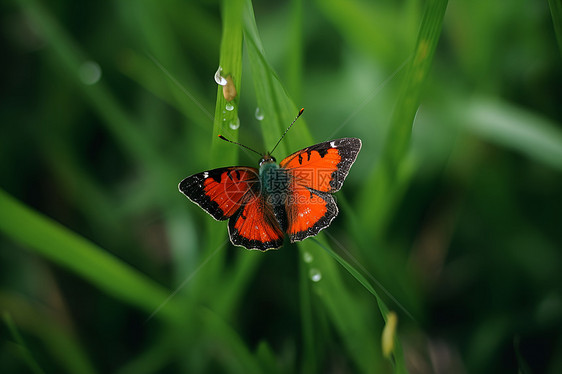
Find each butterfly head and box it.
[259,153,276,166]
[218,108,305,168]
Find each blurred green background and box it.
[1,0,562,373]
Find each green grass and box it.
[549,0,562,57]
[2,0,562,373]
[0,190,183,324]
[3,312,46,374]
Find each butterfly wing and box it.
[228,194,284,251]
[280,138,361,242]
[285,185,339,242]
[178,167,260,220]
[280,138,362,193]
[178,166,284,250]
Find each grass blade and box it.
[299,239,383,372]
[285,0,304,102]
[549,0,562,57]
[358,0,449,236]
[0,189,183,323]
[210,0,244,165]
[312,239,384,311]
[3,313,46,374]
[462,98,562,171]
[2,295,99,374]
[199,308,263,374]
[312,239,409,373]
[243,0,313,154]
[298,250,317,374]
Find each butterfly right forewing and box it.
[178,167,260,221]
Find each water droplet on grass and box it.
[309,268,322,282]
[255,107,264,121]
[225,103,234,111]
[229,117,240,130]
[214,66,227,86]
[303,252,313,263]
[78,61,101,85]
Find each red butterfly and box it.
[179,109,361,251]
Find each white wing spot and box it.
[330,141,336,148]
[203,172,209,178]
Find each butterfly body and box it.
[259,156,283,194]
[179,137,361,251]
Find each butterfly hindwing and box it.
[178,167,259,220]
[285,184,338,242]
[228,194,284,251]
[279,138,362,192]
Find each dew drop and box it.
[214,66,227,86]
[225,103,234,111]
[309,268,322,282]
[78,61,102,85]
[303,252,313,263]
[255,107,264,121]
[229,117,240,130]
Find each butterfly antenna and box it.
[270,108,304,154]
[218,135,262,156]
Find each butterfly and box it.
[178,109,361,251]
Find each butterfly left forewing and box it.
[279,138,361,192]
